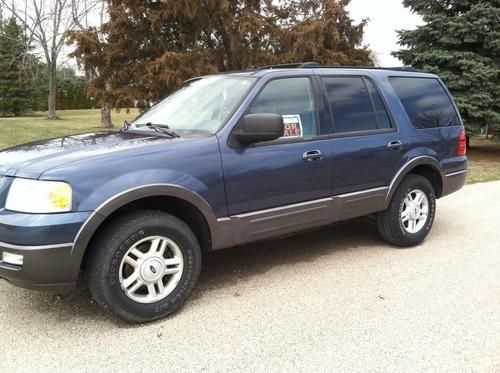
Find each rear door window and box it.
[389,77,461,129]
[322,76,392,134]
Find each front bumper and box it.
[0,210,92,291]
[0,241,76,291]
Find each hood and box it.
[0,131,174,179]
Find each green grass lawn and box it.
[1,109,499,185]
[466,136,500,184]
[0,109,140,149]
[467,161,500,184]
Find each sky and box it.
[347,0,423,66]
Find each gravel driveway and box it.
[1,181,499,371]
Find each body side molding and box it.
[445,169,467,177]
[229,198,333,245]
[215,186,389,249]
[0,241,73,251]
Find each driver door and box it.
[219,77,332,243]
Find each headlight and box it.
[6,178,72,213]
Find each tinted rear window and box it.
[389,77,460,129]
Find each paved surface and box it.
[1,181,499,372]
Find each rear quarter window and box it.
[389,77,461,129]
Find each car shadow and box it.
[1,217,386,326]
[193,217,382,297]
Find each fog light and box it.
[2,252,24,266]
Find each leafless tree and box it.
[0,0,99,119]
[70,0,113,127]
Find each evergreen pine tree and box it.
[393,0,500,131]
[0,18,33,116]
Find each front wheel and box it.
[87,210,202,323]
[377,174,436,247]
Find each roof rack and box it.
[255,62,420,72]
[317,65,421,72]
[256,61,321,70]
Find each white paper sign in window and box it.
[282,115,303,138]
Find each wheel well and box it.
[81,196,212,269]
[408,165,443,197]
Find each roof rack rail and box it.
[316,65,421,72]
[256,61,320,70]
[254,62,420,73]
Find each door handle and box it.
[387,140,403,151]
[302,150,323,162]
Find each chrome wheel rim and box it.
[119,236,184,304]
[401,189,429,234]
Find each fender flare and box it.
[66,184,221,280]
[384,156,444,209]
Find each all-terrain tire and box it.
[377,174,436,247]
[86,210,202,323]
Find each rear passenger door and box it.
[318,75,405,195]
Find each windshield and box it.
[130,76,254,134]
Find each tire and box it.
[377,174,436,247]
[87,210,202,323]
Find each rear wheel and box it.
[377,174,436,247]
[87,210,202,323]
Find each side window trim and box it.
[315,74,337,135]
[437,78,464,126]
[364,76,398,131]
[331,127,395,139]
[311,74,332,136]
[362,76,382,129]
[318,74,398,138]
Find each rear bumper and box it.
[442,169,467,197]
[0,210,92,291]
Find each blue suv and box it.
[0,63,467,322]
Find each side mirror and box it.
[235,114,284,144]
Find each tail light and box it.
[457,129,466,156]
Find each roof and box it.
[201,62,437,81]
[214,62,437,79]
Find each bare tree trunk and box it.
[100,103,113,128]
[47,60,58,119]
[217,16,233,70]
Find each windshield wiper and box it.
[134,122,181,138]
[120,120,131,132]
